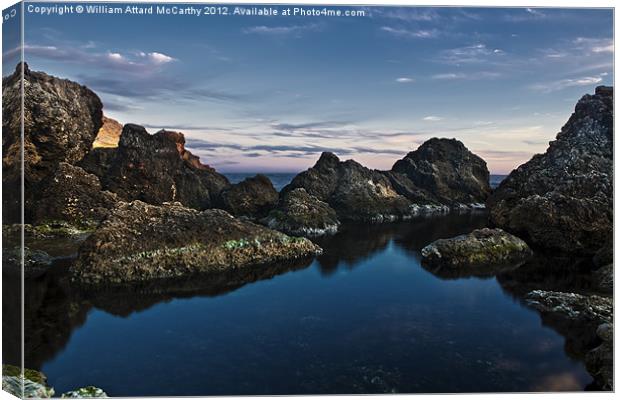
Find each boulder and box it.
[388,138,490,206]
[283,152,412,222]
[219,174,278,218]
[92,116,122,148]
[593,264,613,294]
[33,162,118,227]
[61,386,108,398]
[70,200,322,284]
[488,86,613,255]
[2,364,54,398]
[263,188,340,237]
[96,124,230,210]
[2,63,103,222]
[585,323,613,390]
[421,228,532,270]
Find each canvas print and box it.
[1,2,614,397]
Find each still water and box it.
[18,212,595,396]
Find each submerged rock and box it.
[219,174,278,218]
[2,246,53,278]
[283,152,412,222]
[33,162,118,227]
[488,86,613,255]
[421,228,532,270]
[388,138,491,206]
[95,124,230,210]
[263,188,340,237]
[92,116,122,148]
[71,201,322,284]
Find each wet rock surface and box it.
[94,124,230,210]
[219,174,278,218]
[71,200,322,284]
[585,323,613,391]
[388,138,491,206]
[421,228,532,271]
[263,188,340,237]
[488,86,613,255]
[283,152,412,222]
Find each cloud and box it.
[529,74,605,93]
[503,8,547,22]
[395,77,414,83]
[381,26,439,39]
[438,43,505,64]
[271,121,352,131]
[242,24,321,36]
[431,71,501,80]
[573,37,613,54]
[422,116,443,121]
[377,8,440,22]
[140,123,236,131]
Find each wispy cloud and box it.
[431,71,501,80]
[381,26,439,39]
[242,24,321,36]
[395,77,414,83]
[529,74,605,93]
[573,37,613,54]
[503,7,547,22]
[422,116,443,121]
[438,43,505,64]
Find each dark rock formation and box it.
[78,147,116,178]
[585,323,613,390]
[71,201,322,284]
[92,116,122,148]
[283,152,412,222]
[2,246,52,278]
[488,86,613,255]
[593,264,613,294]
[263,188,340,237]
[421,228,532,271]
[2,63,103,222]
[94,124,230,210]
[219,174,278,218]
[33,162,118,227]
[387,138,490,206]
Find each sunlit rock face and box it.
[488,86,613,255]
[92,116,122,148]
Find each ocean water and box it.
[14,212,596,396]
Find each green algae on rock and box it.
[70,200,322,285]
[61,386,108,398]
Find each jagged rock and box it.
[92,116,122,148]
[95,124,230,210]
[33,162,118,227]
[593,264,613,294]
[219,174,278,218]
[388,138,490,206]
[79,147,117,178]
[585,323,613,390]
[263,188,340,237]
[421,228,532,270]
[283,152,412,222]
[71,200,322,284]
[61,386,108,398]
[2,63,103,222]
[2,364,54,398]
[488,87,613,255]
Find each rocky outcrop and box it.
[525,290,613,390]
[488,86,613,255]
[421,228,532,272]
[33,162,118,227]
[2,63,104,222]
[263,188,340,237]
[2,365,108,398]
[71,201,322,284]
[283,152,412,222]
[3,246,53,278]
[387,138,490,207]
[92,116,122,148]
[94,124,230,210]
[219,174,278,218]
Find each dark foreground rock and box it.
[93,124,230,210]
[388,138,490,206]
[421,228,532,271]
[263,188,340,237]
[488,86,613,255]
[219,174,278,218]
[71,201,322,284]
[283,152,412,222]
[3,63,104,222]
[525,290,613,390]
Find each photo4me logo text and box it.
[26,4,366,17]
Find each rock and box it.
[525,290,612,325]
[92,116,122,148]
[33,162,118,227]
[2,364,55,398]
[593,241,613,268]
[263,188,340,237]
[3,63,104,222]
[585,323,613,390]
[96,124,230,210]
[61,386,108,398]
[593,264,613,294]
[488,87,613,255]
[421,228,532,270]
[70,200,322,284]
[79,147,117,178]
[388,138,490,206]
[283,152,412,222]
[2,246,53,278]
[219,174,278,218]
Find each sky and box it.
[2,4,614,174]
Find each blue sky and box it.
[3,4,614,173]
